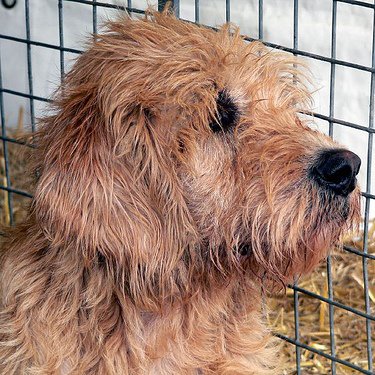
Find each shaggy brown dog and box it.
[0,10,361,375]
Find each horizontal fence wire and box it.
[0,0,373,373]
[277,333,374,375]
[337,0,375,9]
[290,284,375,322]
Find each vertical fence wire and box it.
[25,0,35,132]
[292,2,301,374]
[326,256,337,374]
[329,0,337,139]
[258,0,263,40]
[174,0,180,17]
[293,286,301,375]
[0,48,13,225]
[58,0,65,81]
[158,0,167,12]
[195,0,199,23]
[327,2,338,373]
[361,5,375,372]
[92,1,97,35]
[158,0,179,16]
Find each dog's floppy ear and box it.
[32,15,197,278]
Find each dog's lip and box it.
[314,174,358,197]
[309,166,359,199]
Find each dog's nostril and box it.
[312,149,361,196]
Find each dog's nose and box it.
[312,149,361,196]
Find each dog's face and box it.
[34,12,360,293]
[172,58,361,283]
[133,14,361,284]
[177,83,361,283]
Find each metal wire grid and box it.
[0,0,374,373]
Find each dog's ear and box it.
[32,17,197,279]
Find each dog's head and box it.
[33,11,360,297]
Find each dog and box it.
[0,10,361,374]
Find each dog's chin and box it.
[330,190,360,228]
[228,185,360,287]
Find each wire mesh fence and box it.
[0,1,374,374]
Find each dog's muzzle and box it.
[311,149,361,196]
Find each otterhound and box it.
[0,10,360,375]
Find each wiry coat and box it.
[0,11,360,374]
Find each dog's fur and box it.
[0,10,360,374]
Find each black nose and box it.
[312,149,361,196]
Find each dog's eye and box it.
[209,90,239,133]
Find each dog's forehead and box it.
[123,16,261,78]
[100,15,310,127]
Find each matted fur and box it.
[0,10,360,375]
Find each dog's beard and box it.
[229,183,360,288]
